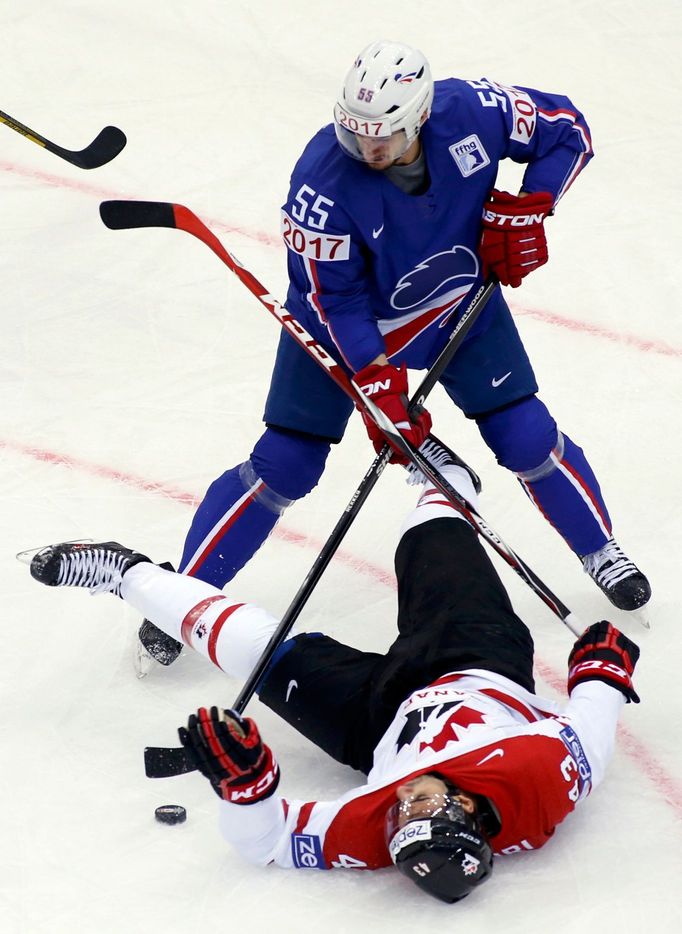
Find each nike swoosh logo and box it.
[285,679,298,702]
[476,748,504,766]
[372,224,384,239]
[491,372,512,388]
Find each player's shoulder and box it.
[431,77,490,115]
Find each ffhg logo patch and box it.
[449,134,491,177]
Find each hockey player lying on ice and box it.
[28,449,640,905]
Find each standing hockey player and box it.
[141,38,649,665]
[28,452,641,904]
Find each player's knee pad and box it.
[249,427,332,503]
[475,396,561,476]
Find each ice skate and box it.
[581,538,651,614]
[26,541,149,596]
[407,435,482,494]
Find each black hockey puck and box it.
[155,804,187,825]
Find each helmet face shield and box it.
[333,104,411,165]
[385,792,467,845]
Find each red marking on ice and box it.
[510,302,682,359]
[0,437,394,589]
[1,158,679,356]
[0,159,281,248]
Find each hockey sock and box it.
[400,464,479,538]
[517,433,612,556]
[179,463,289,587]
[122,563,279,679]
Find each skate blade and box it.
[125,606,164,679]
[133,639,158,679]
[627,606,651,630]
[15,538,94,566]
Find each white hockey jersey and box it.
[218,669,623,869]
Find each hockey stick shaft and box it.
[0,109,126,169]
[229,289,496,715]
[357,391,584,636]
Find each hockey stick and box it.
[0,109,126,169]
[100,200,584,778]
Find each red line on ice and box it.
[1,158,680,358]
[4,435,681,822]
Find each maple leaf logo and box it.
[419,704,486,754]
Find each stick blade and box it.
[100,200,176,230]
[71,125,127,169]
[144,745,196,778]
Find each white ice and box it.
[0,2,680,932]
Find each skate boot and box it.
[407,434,482,494]
[29,541,149,596]
[581,538,651,611]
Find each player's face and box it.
[355,131,421,170]
[393,777,477,828]
[355,129,409,169]
[394,775,450,826]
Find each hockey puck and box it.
[154,804,187,825]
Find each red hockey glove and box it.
[178,707,280,803]
[567,621,640,703]
[479,189,553,287]
[354,362,432,465]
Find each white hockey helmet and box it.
[333,40,434,165]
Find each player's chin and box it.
[365,159,391,171]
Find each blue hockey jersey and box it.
[280,77,592,373]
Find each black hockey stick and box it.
[100,200,584,779]
[0,109,126,169]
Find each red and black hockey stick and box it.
[100,199,584,778]
[0,109,126,169]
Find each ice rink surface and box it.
[1,2,680,932]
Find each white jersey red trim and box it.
[218,670,624,870]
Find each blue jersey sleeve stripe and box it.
[538,107,593,153]
[537,108,593,202]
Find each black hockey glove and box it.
[178,707,280,803]
[567,621,640,703]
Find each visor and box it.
[385,793,470,861]
[333,103,411,164]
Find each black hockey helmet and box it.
[385,794,493,903]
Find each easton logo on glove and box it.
[360,375,395,396]
[482,208,548,227]
[479,189,553,288]
[354,361,432,465]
